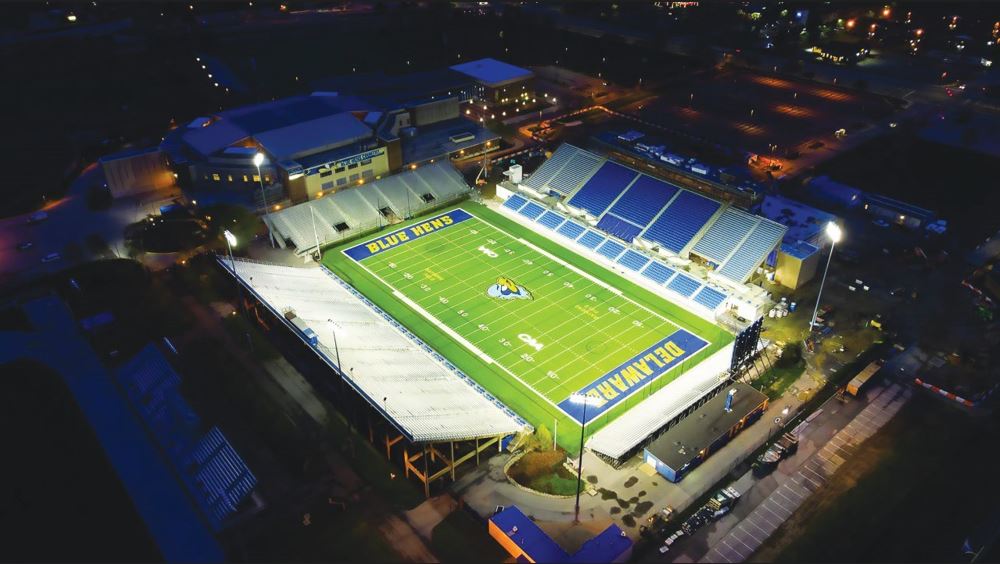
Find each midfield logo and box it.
[487,277,532,301]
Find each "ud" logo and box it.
[518,333,545,352]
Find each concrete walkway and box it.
[699,383,912,563]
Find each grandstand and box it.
[221,257,528,495]
[117,345,257,529]
[514,144,786,286]
[266,160,472,254]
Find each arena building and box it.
[161,60,519,205]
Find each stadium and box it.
[224,143,785,493]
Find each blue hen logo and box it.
[487,277,532,301]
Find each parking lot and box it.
[699,383,912,563]
[630,69,898,160]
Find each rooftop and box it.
[758,194,838,244]
[645,382,767,470]
[450,57,533,87]
[311,68,472,107]
[400,119,500,165]
[254,112,373,161]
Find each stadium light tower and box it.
[809,222,843,332]
[223,230,245,314]
[253,152,274,247]
[569,393,602,524]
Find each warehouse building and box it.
[643,383,767,483]
[450,57,535,107]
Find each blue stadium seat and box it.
[693,286,727,310]
[503,194,528,211]
[522,144,575,191]
[641,261,676,285]
[518,201,545,220]
[641,191,722,253]
[556,220,586,240]
[596,239,626,261]
[578,230,606,250]
[691,209,758,263]
[595,214,643,242]
[536,211,565,230]
[548,152,603,195]
[606,175,679,227]
[617,250,650,272]
[566,161,638,216]
[717,220,786,282]
[667,273,702,297]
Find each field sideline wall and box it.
[323,202,733,453]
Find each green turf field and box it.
[324,202,731,451]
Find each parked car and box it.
[16,241,33,251]
[872,219,890,228]
[27,211,48,224]
[41,252,61,263]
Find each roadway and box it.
[0,164,181,288]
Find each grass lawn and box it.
[322,202,731,452]
[755,361,806,401]
[754,394,1000,563]
[508,450,582,496]
[431,509,509,564]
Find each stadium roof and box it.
[254,112,373,160]
[645,382,767,470]
[450,58,533,87]
[400,119,500,164]
[223,259,526,442]
[587,342,734,461]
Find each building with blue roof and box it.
[488,506,633,563]
[451,57,535,107]
[756,194,838,289]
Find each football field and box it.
[333,206,724,433]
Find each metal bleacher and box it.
[641,261,676,285]
[522,144,575,191]
[606,175,679,228]
[667,272,702,297]
[503,193,528,212]
[537,210,565,230]
[641,191,722,253]
[691,208,759,264]
[596,239,627,261]
[566,161,638,217]
[717,219,787,283]
[617,250,650,272]
[519,201,545,220]
[547,152,603,195]
[578,230,607,250]
[556,220,586,240]
[595,214,643,243]
[693,286,727,310]
[118,346,255,529]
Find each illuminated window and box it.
[252,174,261,182]
[212,173,221,181]
[242,175,249,182]
[227,174,233,182]
[264,175,271,183]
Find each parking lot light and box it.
[809,222,843,331]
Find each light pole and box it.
[569,393,601,524]
[224,230,245,314]
[254,152,274,248]
[809,222,843,332]
[326,318,342,370]
[309,205,322,261]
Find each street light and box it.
[809,222,843,331]
[569,393,602,524]
[253,152,274,247]
[223,230,245,314]
[326,319,342,370]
